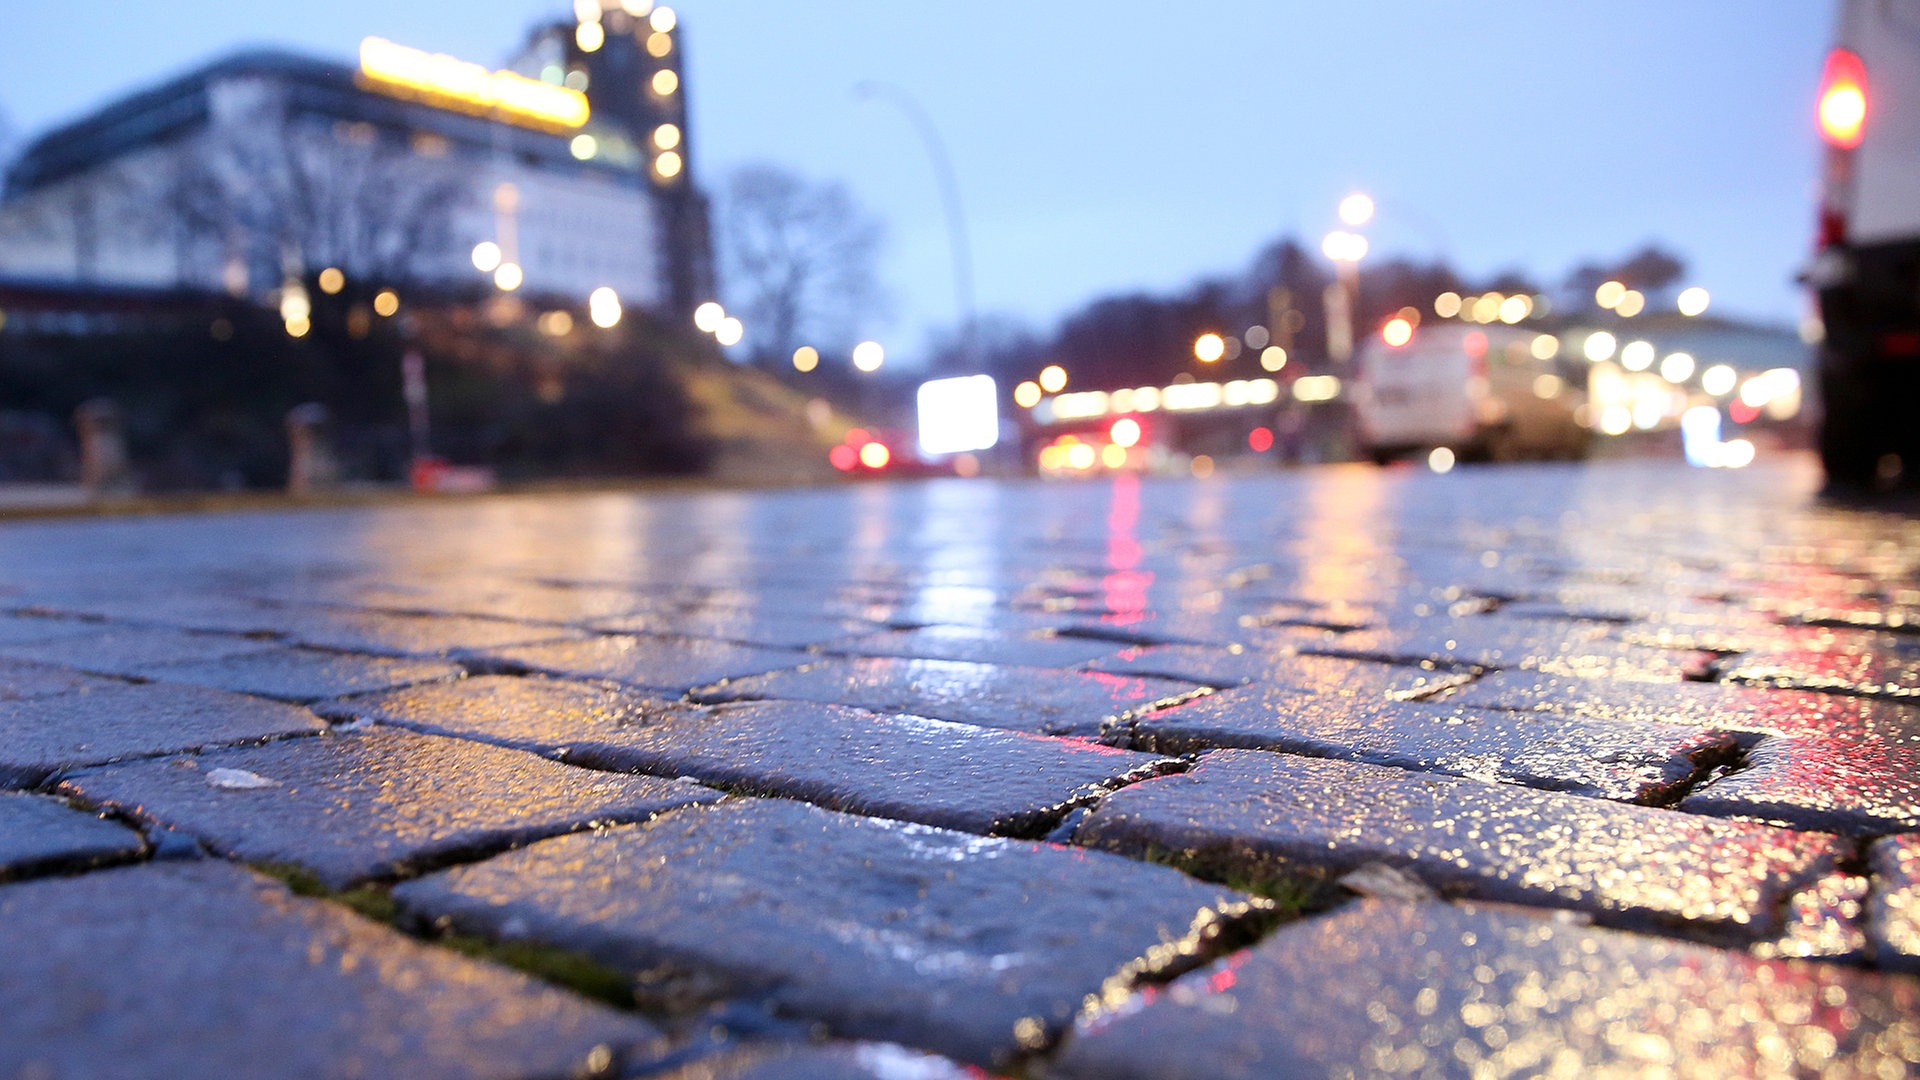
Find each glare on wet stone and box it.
[472,632,812,694]
[1454,668,1920,833]
[1077,750,1846,942]
[1051,900,1920,1079]
[1126,684,1735,803]
[692,656,1204,737]
[0,462,1918,1075]
[392,798,1264,1068]
[59,725,719,888]
[323,676,1174,835]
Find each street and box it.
[2,454,1919,1077]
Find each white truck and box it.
[1353,323,1588,464]
[1808,0,1920,486]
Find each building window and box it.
[411,131,451,158]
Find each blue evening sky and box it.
[0,2,1831,359]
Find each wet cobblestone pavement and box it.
[4,457,1920,1077]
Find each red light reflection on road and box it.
[1104,474,1152,625]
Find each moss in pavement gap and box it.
[434,933,637,1010]
[1119,841,1344,918]
[251,862,400,924]
[247,861,635,1010]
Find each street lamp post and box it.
[1321,229,1367,364]
[1320,192,1375,365]
[855,81,978,371]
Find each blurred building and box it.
[0,1,713,318]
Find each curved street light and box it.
[855,81,978,370]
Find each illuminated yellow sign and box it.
[357,37,589,132]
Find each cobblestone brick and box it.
[0,681,326,787]
[394,798,1263,1068]
[0,791,144,880]
[477,634,812,694]
[694,657,1203,738]
[0,861,655,1080]
[1050,900,1920,1079]
[62,725,717,887]
[1078,749,1844,942]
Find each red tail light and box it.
[1463,330,1489,380]
[1818,207,1849,248]
[1819,48,1868,150]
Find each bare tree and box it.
[722,163,885,367]
[157,93,468,292]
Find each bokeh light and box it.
[693,301,725,332]
[588,286,621,328]
[1702,364,1736,397]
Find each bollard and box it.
[285,402,341,495]
[73,398,135,499]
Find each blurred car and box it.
[828,428,966,478]
[1807,0,1920,486]
[1353,322,1588,464]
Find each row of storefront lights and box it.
[1033,378,1285,423]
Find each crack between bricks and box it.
[1637,731,1755,810]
